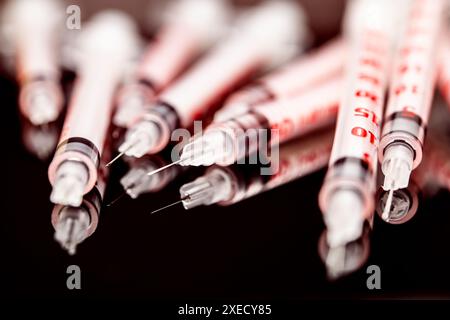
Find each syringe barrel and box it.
[3,0,64,121]
[262,37,345,97]
[379,0,445,169]
[216,37,346,121]
[319,0,398,221]
[156,0,306,129]
[115,0,230,120]
[158,36,265,128]
[48,12,138,193]
[5,0,63,83]
[206,77,340,166]
[216,129,334,206]
[136,0,230,91]
[133,25,199,92]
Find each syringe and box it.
[318,0,401,255]
[214,37,345,121]
[379,0,445,202]
[116,0,308,160]
[48,11,139,207]
[2,0,63,125]
[438,34,450,109]
[175,77,340,168]
[52,151,110,255]
[113,0,231,127]
[152,129,333,213]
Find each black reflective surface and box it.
[3,0,450,301]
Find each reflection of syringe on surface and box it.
[48,11,139,207]
[2,0,64,125]
[376,178,421,224]
[113,0,231,127]
[120,154,183,199]
[20,118,59,161]
[52,179,103,255]
[114,0,308,161]
[319,219,372,280]
[152,129,334,213]
[215,37,345,121]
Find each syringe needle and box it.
[105,151,126,167]
[106,183,137,207]
[106,141,140,167]
[151,195,190,215]
[382,188,394,222]
[146,159,183,177]
[106,191,127,207]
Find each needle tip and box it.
[382,189,394,221]
[105,151,125,168]
[105,191,128,207]
[150,195,190,215]
[146,159,183,177]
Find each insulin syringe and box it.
[153,129,333,213]
[214,37,345,121]
[318,0,400,257]
[114,0,307,161]
[2,0,63,125]
[379,0,445,220]
[438,34,450,109]
[113,0,230,127]
[48,12,139,207]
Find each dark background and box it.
[3,0,450,302]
